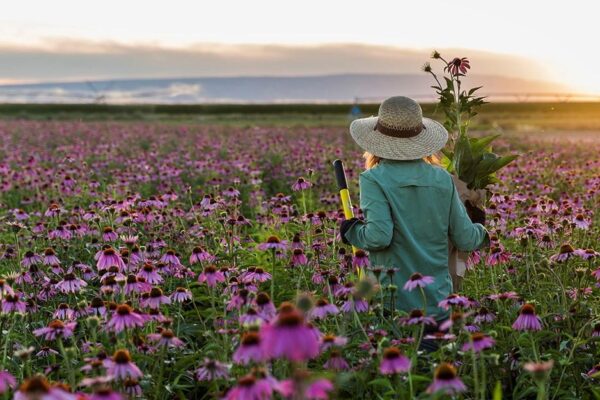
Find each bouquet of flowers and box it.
[423,51,518,191]
[423,51,518,289]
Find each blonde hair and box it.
[363,151,440,169]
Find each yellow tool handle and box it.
[339,188,358,255]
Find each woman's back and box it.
[344,158,487,320]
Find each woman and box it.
[340,96,488,323]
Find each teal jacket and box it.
[344,159,488,320]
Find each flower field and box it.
[0,120,598,399]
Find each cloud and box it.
[0,40,555,84]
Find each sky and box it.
[1,0,598,93]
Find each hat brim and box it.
[349,116,448,160]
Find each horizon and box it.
[1,0,599,94]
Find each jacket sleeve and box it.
[344,174,393,251]
[448,180,489,251]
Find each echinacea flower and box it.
[147,329,185,348]
[42,248,61,266]
[195,359,229,381]
[461,332,496,353]
[399,309,437,326]
[352,250,369,268]
[323,350,349,371]
[304,378,334,400]
[171,287,192,303]
[33,320,76,341]
[260,303,320,362]
[257,236,288,251]
[403,272,435,291]
[292,177,312,191]
[141,288,171,309]
[309,298,339,320]
[426,363,467,395]
[97,247,126,271]
[379,347,411,375]
[233,332,265,364]
[550,244,576,263]
[445,57,470,76]
[56,272,88,294]
[106,349,143,380]
[90,386,125,400]
[512,303,543,331]
[0,370,16,394]
[14,375,76,400]
[102,227,118,242]
[189,246,214,264]
[198,265,225,287]
[1,293,27,314]
[106,304,145,333]
[438,293,470,310]
[224,374,272,400]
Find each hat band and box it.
[374,120,424,138]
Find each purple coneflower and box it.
[189,246,214,264]
[352,250,369,268]
[309,298,339,320]
[438,293,470,310]
[550,244,576,263]
[56,272,88,294]
[446,57,470,75]
[106,304,145,332]
[97,247,126,271]
[195,358,229,381]
[572,214,591,230]
[474,307,496,324]
[106,349,143,380]
[233,331,265,364]
[461,332,496,353]
[257,236,288,251]
[102,227,118,242]
[147,329,184,348]
[0,370,16,394]
[400,309,437,326]
[137,262,163,284]
[42,248,60,266]
[292,177,312,191]
[379,347,411,375]
[260,303,320,361]
[512,303,543,331]
[141,288,171,309]
[426,362,467,395]
[323,350,349,371]
[21,251,42,268]
[244,267,272,283]
[1,293,27,314]
[33,319,76,341]
[403,272,435,291]
[291,248,308,266]
[198,265,226,287]
[53,303,75,320]
[254,292,276,321]
[160,249,181,266]
[305,378,334,400]
[225,374,272,400]
[320,334,348,351]
[171,287,192,303]
[14,375,76,400]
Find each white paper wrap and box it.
[448,175,486,291]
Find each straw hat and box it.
[349,96,448,160]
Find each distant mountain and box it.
[0,74,575,104]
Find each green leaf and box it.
[470,134,501,153]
